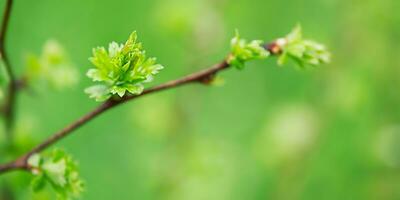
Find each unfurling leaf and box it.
[31,173,46,192]
[29,149,84,200]
[25,40,79,90]
[84,85,111,102]
[85,31,164,101]
[277,25,331,68]
[228,30,270,69]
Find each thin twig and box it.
[0,2,18,200]
[0,42,281,175]
[0,0,17,138]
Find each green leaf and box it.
[228,30,270,69]
[43,158,67,187]
[278,25,331,68]
[286,24,302,43]
[86,69,103,82]
[30,149,84,200]
[86,31,164,101]
[125,84,144,95]
[84,85,111,102]
[277,52,288,66]
[25,40,79,90]
[110,85,127,97]
[31,173,47,192]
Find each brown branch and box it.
[0,42,281,175]
[0,0,17,138]
[0,0,13,55]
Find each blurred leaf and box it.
[25,40,79,90]
[278,25,331,68]
[29,149,84,200]
[84,85,111,102]
[28,154,42,168]
[31,174,47,192]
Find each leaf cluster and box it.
[25,40,79,90]
[85,31,164,101]
[228,30,270,70]
[28,149,84,200]
[277,25,331,67]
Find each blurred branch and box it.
[0,0,17,138]
[0,41,282,175]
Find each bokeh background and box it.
[1,0,400,199]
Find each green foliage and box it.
[277,25,331,67]
[28,149,84,200]
[25,40,79,90]
[228,26,330,70]
[228,30,270,69]
[85,31,164,101]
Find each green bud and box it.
[228,30,270,70]
[29,149,84,199]
[277,25,331,68]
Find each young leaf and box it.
[31,173,47,192]
[29,149,84,200]
[228,30,270,69]
[85,31,164,101]
[25,40,79,90]
[277,25,331,68]
[84,85,111,102]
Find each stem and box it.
[0,0,17,139]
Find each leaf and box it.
[277,52,288,66]
[286,24,302,43]
[125,84,144,95]
[108,42,123,58]
[24,40,79,90]
[31,173,47,192]
[43,158,67,187]
[110,85,127,97]
[84,85,111,102]
[67,171,85,196]
[86,69,103,82]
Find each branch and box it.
[0,0,13,56]
[0,0,17,137]
[0,41,281,175]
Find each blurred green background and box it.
[1,0,400,199]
